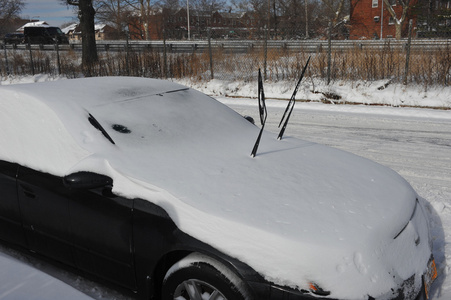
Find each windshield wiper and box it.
[88,113,115,145]
[277,56,310,140]
[250,69,267,158]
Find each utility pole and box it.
[380,0,384,39]
[305,0,309,38]
[187,0,191,40]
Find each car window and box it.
[47,28,59,35]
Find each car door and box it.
[65,173,137,289]
[0,161,27,247]
[16,166,75,266]
[17,167,136,288]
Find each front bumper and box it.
[249,257,437,300]
[249,281,338,300]
[250,283,430,300]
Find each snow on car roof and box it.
[0,77,426,299]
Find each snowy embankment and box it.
[2,74,451,109]
[0,74,450,299]
[179,78,451,109]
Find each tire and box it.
[162,253,250,300]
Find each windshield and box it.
[47,27,63,35]
[87,88,249,151]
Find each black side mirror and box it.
[63,172,113,190]
[243,115,255,125]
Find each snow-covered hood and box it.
[0,77,431,299]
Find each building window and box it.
[372,0,378,7]
[389,0,396,5]
[388,17,395,25]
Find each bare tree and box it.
[95,0,135,38]
[137,0,153,40]
[121,0,154,40]
[155,0,180,13]
[245,0,268,34]
[0,0,25,35]
[319,0,347,26]
[383,0,412,39]
[155,0,180,38]
[229,0,249,11]
[278,0,306,38]
[63,0,98,71]
[189,0,226,37]
[190,0,225,13]
[414,0,451,37]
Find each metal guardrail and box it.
[1,39,450,54]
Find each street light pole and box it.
[187,0,190,40]
[380,0,384,39]
[305,0,309,38]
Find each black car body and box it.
[0,77,437,300]
[23,26,69,44]
[3,32,25,44]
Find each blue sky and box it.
[20,0,78,27]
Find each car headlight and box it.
[308,282,330,296]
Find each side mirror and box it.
[243,115,255,125]
[63,172,113,190]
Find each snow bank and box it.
[178,78,451,109]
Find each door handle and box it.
[20,185,36,199]
[23,191,36,199]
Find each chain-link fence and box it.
[1,32,450,88]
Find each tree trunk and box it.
[383,0,411,40]
[395,23,402,39]
[79,0,98,73]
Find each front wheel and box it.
[162,253,251,300]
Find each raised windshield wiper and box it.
[277,56,310,140]
[250,69,267,158]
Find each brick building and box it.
[349,0,417,39]
[129,9,258,40]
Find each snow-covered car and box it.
[0,77,437,300]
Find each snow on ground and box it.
[2,74,451,109]
[0,251,93,300]
[0,75,450,299]
[179,78,451,109]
